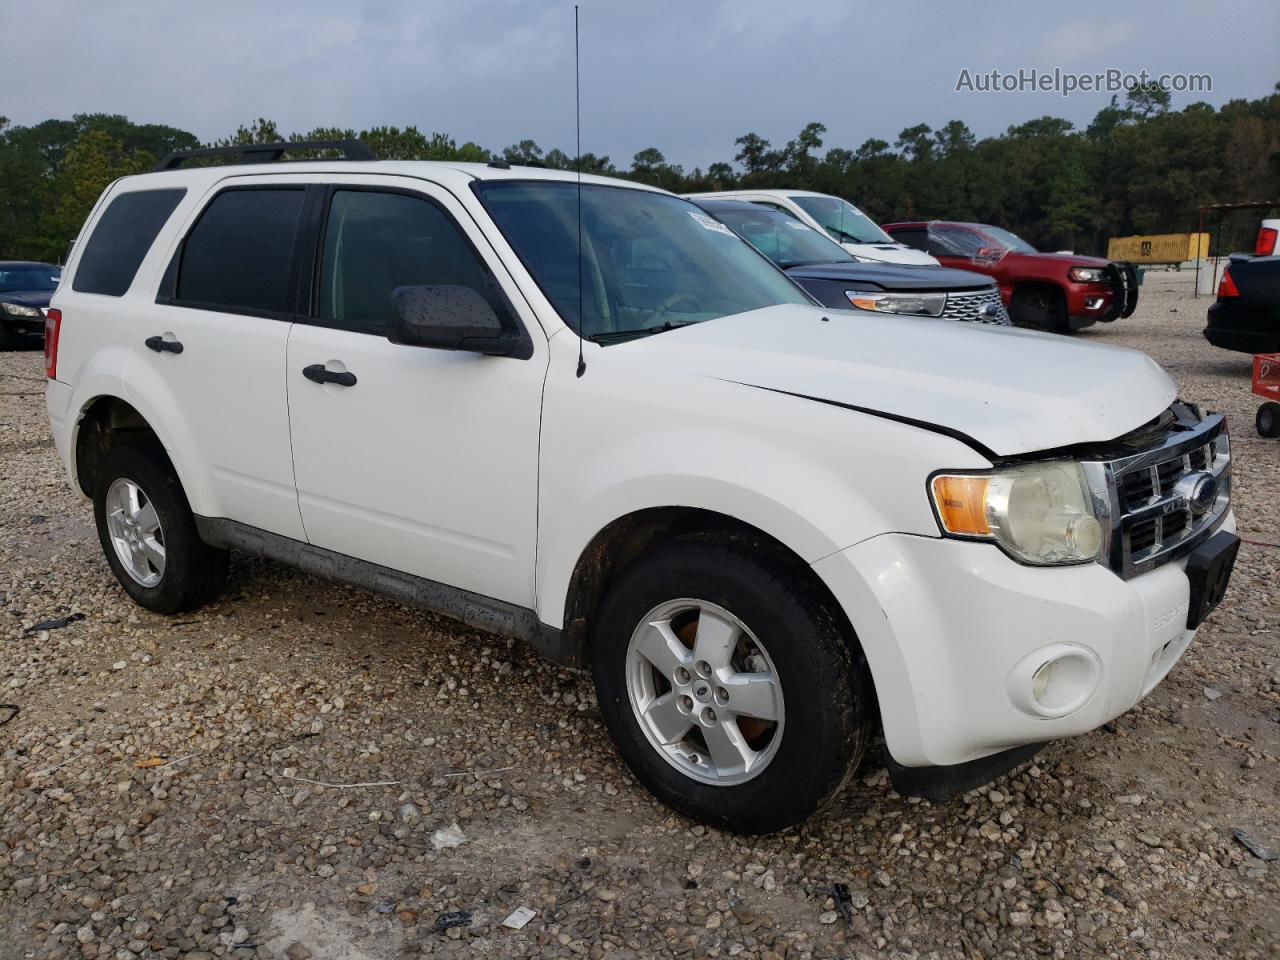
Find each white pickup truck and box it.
[44,143,1238,833]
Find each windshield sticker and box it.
[688,211,735,236]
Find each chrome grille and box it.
[941,288,1010,324]
[1081,410,1231,579]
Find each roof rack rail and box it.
[152,139,375,172]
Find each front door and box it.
[285,180,547,606]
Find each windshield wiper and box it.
[587,320,697,344]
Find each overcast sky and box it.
[3,0,1276,169]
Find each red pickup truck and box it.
[883,221,1139,333]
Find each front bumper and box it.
[1,312,45,337]
[814,517,1234,769]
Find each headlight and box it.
[1,302,42,317]
[846,290,946,317]
[1068,267,1107,283]
[930,461,1104,565]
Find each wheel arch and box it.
[555,506,863,672]
[72,394,190,504]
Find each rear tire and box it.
[1010,286,1069,333]
[590,539,872,834]
[93,444,228,613]
[1258,402,1280,439]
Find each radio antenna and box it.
[574,3,586,378]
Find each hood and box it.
[0,290,53,307]
[1004,251,1113,269]
[618,304,1176,457]
[786,261,994,292]
[842,242,939,266]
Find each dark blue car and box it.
[694,199,1009,325]
[1,261,61,347]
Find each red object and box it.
[1253,353,1280,401]
[1217,268,1240,298]
[1256,226,1278,256]
[43,308,61,380]
[882,220,1135,327]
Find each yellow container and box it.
[1106,233,1210,263]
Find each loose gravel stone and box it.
[0,271,1276,958]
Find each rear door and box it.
[285,177,547,606]
[133,179,308,539]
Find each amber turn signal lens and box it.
[931,474,991,536]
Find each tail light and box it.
[1256,226,1278,256]
[1217,269,1239,299]
[44,308,61,379]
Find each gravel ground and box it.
[1,271,1277,960]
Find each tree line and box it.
[2,82,1277,264]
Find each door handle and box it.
[144,335,183,354]
[302,363,357,387]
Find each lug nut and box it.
[701,707,716,725]
[678,695,694,713]
[695,660,712,678]
[714,686,728,704]
[675,666,691,685]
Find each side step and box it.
[194,516,582,668]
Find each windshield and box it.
[790,195,894,245]
[978,225,1037,254]
[474,182,811,341]
[706,205,854,269]
[0,265,60,293]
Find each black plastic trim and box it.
[194,517,581,668]
[886,742,1045,802]
[153,140,374,171]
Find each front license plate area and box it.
[1185,530,1240,629]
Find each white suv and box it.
[45,143,1239,833]
[682,189,938,265]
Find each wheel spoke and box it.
[643,693,693,745]
[692,607,738,670]
[141,536,166,570]
[703,718,754,774]
[124,482,143,519]
[634,620,690,676]
[134,500,160,536]
[721,671,781,722]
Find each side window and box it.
[73,189,186,296]
[174,188,305,315]
[317,190,508,336]
[890,228,928,252]
[929,225,983,258]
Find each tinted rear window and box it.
[175,188,305,315]
[72,189,186,296]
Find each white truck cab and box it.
[682,188,939,266]
[44,143,1239,833]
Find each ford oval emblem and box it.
[1173,471,1218,516]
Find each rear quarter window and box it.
[72,188,186,296]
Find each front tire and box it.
[590,539,872,834]
[93,444,228,613]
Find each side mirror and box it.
[388,284,521,356]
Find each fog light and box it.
[1009,644,1101,718]
[1085,297,1104,310]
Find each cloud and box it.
[1,0,1275,170]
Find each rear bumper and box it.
[1204,301,1280,354]
[45,378,77,492]
[814,522,1233,769]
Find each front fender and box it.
[534,338,989,628]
